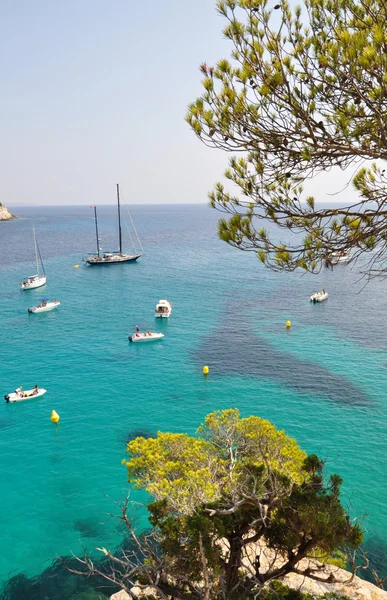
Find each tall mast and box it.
[93,206,100,257]
[117,183,122,255]
[33,227,39,275]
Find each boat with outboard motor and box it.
[84,184,143,265]
[28,299,60,313]
[5,386,47,403]
[129,330,164,343]
[155,299,172,318]
[310,289,328,303]
[20,228,47,290]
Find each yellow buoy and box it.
[203,365,209,375]
[73,265,79,268]
[51,410,60,423]
[286,321,291,328]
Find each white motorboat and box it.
[20,228,47,290]
[155,299,172,318]
[28,299,60,313]
[5,387,47,403]
[329,252,351,264]
[84,184,143,265]
[310,290,328,303]
[129,331,164,343]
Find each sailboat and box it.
[19,228,47,290]
[84,184,143,265]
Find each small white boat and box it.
[155,299,172,318]
[310,290,328,303]
[28,300,60,313]
[20,275,47,290]
[329,252,351,264]
[20,228,47,290]
[129,331,164,343]
[4,387,47,403]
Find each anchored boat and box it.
[84,184,143,265]
[329,252,351,264]
[155,299,172,318]
[20,228,47,290]
[310,290,328,303]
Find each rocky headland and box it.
[0,203,16,220]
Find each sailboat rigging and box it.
[19,228,47,290]
[84,184,142,265]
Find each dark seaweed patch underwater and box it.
[192,303,371,407]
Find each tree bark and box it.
[225,534,244,592]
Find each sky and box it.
[0,1,359,206]
[0,0,233,205]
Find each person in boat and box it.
[32,385,39,395]
[136,325,140,333]
[15,387,22,396]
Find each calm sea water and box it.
[0,204,386,598]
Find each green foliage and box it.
[125,409,307,513]
[124,410,363,598]
[310,548,347,569]
[187,0,387,274]
[262,581,350,600]
[125,432,219,513]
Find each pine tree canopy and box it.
[186,0,387,275]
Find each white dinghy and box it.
[28,299,60,314]
[155,299,172,318]
[5,387,47,403]
[129,330,164,343]
[310,290,328,303]
[20,228,47,290]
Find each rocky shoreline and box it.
[0,203,17,220]
[109,554,387,600]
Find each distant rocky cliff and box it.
[0,203,16,220]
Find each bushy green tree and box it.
[108,409,360,599]
[71,411,362,599]
[186,0,387,274]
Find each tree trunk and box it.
[225,534,243,593]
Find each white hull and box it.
[155,299,172,318]
[20,276,47,290]
[20,229,46,289]
[28,301,60,313]
[5,388,47,403]
[129,332,164,343]
[329,252,351,264]
[310,291,328,303]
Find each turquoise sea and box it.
[0,203,386,598]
